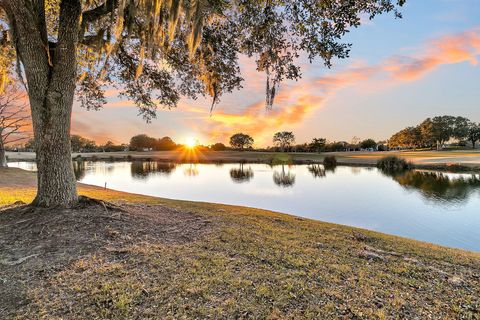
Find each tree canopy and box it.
[360,138,377,150]
[229,133,254,150]
[0,0,405,115]
[309,138,326,153]
[70,134,96,152]
[273,131,295,151]
[388,115,476,150]
[0,0,405,207]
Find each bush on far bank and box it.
[377,156,411,172]
[323,156,337,169]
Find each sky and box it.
[72,0,480,147]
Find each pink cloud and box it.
[71,28,480,145]
[384,28,480,81]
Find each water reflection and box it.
[273,165,296,187]
[388,171,480,204]
[183,164,199,177]
[350,167,362,175]
[73,161,86,180]
[9,161,480,251]
[307,164,338,179]
[307,164,326,178]
[229,164,254,183]
[131,161,177,180]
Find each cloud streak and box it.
[384,28,480,80]
[191,27,480,145]
[71,27,480,145]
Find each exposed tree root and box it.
[76,195,126,212]
[1,196,127,213]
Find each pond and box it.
[8,161,480,252]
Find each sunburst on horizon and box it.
[185,137,199,149]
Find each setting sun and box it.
[185,137,198,149]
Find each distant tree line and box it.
[16,117,478,156]
[388,116,480,150]
[129,134,178,151]
[226,132,383,153]
[23,135,128,153]
[13,131,383,154]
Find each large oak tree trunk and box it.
[5,0,82,207]
[31,98,78,207]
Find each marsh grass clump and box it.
[377,156,411,172]
[323,156,337,169]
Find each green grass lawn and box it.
[1,168,479,319]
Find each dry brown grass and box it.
[1,168,479,319]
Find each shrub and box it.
[268,154,293,166]
[323,156,337,168]
[377,156,411,172]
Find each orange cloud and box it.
[190,67,362,145]
[71,28,480,145]
[194,28,480,145]
[384,28,480,81]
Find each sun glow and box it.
[185,137,198,149]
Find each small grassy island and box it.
[1,167,479,319]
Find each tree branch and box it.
[4,134,30,144]
[82,0,118,23]
[79,0,118,40]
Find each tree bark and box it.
[31,98,78,207]
[33,0,81,207]
[4,0,82,207]
[0,139,7,167]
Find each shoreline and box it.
[7,150,480,173]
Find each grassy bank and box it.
[1,168,479,319]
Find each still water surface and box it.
[9,161,480,252]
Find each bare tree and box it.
[0,84,29,167]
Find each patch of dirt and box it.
[0,201,212,318]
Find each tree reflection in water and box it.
[307,164,326,178]
[230,163,254,183]
[307,164,338,179]
[388,170,480,204]
[273,164,296,187]
[183,164,199,177]
[131,161,177,180]
[73,160,86,180]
